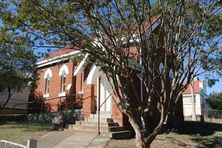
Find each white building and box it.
[182,80,207,117]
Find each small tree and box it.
[206,92,222,110]
[0,29,36,108]
[1,0,221,147]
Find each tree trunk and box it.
[127,106,165,148]
[145,128,160,147]
[3,88,12,108]
[128,116,148,148]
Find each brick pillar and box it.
[83,84,96,118]
[111,94,124,126]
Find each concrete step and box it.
[90,113,111,118]
[75,121,119,127]
[85,117,113,122]
[110,130,131,139]
[67,124,131,139]
[68,124,124,132]
[68,124,109,132]
[66,114,132,139]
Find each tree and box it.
[0,29,36,108]
[1,0,221,147]
[206,92,222,110]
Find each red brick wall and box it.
[83,84,94,118]
[36,61,74,97]
[111,94,124,126]
[32,61,85,112]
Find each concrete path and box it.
[37,130,110,148]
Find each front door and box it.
[97,75,112,115]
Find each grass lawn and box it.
[106,121,222,148]
[0,121,51,145]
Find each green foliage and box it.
[0,0,221,146]
[205,13,222,38]
[0,28,37,107]
[206,92,222,110]
[207,79,219,87]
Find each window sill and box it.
[76,91,83,96]
[58,92,66,97]
[43,94,49,98]
[78,91,83,94]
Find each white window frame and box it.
[58,65,69,97]
[43,69,52,98]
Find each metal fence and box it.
[0,139,36,148]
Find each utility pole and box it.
[190,80,197,121]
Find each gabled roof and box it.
[46,48,76,59]
[36,15,161,69]
[36,45,81,68]
[133,15,161,34]
[73,15,161,76]
[183,80,204,94]
[43,45,79,59]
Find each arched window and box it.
[59,65,69,95]
[45,74,50,95]
[44,69,52,97]
[60,70,66,93]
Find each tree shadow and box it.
[172,121,222,136]
[156,136,194,147]
[193,136,222,148]
[171,121,222,147]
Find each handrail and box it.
[12,93,85,109]
[99,94,112,108]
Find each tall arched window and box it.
[60,70,66,93]
[59,65,69,96]
[45,74,50,94]
[44,68,52,97]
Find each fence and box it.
[27,108,82,124]
[0,139,37,148]
[206,109,222,119]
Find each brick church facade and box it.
[29,46,129,126]
[29,16,184,129]
[30,46,184,129]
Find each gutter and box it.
[36,50,81,68]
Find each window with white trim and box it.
[183,96,196,105]
[45,74,50,95]
[60,70,66,93]
[43,68,52,98]
[59,65,69,96]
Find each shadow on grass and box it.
[171,121,222,147]
[156,136,194,147]
[172,121,222,136]
[194,136,222,148]
[0,115,51,131]
[0,115,27,125]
